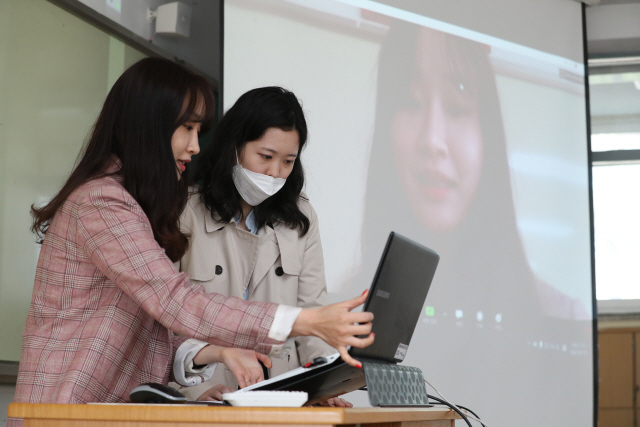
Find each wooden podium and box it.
[8,403,460,427]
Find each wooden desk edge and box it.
[9,403,460,424]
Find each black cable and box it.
[426,394,473,427]
[428,399,486,427]
[456,405,485,426]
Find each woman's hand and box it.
[220,347,272,388]
[197,384,234,401]
[316,397,353,407]
[192,345,271,389]
[291,290,374,368]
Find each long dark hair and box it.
[31,57,215,262]
[195,86,310,235]
[361,23,541,319]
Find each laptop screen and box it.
[350,232,440,363]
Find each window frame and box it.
[589,56,640,314]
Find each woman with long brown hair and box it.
[9,58,373,426]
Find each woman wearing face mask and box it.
[10,62,372,425]
[177,87,351,406]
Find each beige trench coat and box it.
[177,193,335,399]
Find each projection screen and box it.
[223,0,593,425]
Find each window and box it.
[590,59,640,311]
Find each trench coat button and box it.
[215,265,223,275]
[275,267,284,276]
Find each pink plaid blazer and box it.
[12,169,280,413]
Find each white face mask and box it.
[232,153,287,206]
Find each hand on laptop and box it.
[221,348,271,388]
[193,345,271,389]
[291,290,375,368]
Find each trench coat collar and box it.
[204,210,230,233]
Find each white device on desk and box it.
[223,391,308,407]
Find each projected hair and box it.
[31,57,215,262]
[363,23,541,313]
[195,86,310,235]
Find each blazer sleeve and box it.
[74,184,282,351]
[294,203,337,364]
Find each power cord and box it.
[455,405,485,426]
[427,395,487,427]
[423,378,487,426]
[426,393,472,427]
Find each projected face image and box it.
[367,21,590,325]
[391,28,483,232]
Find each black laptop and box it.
[236,232,440,405]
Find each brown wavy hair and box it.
[31,57,215,261]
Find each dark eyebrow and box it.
[262,148,297,157]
